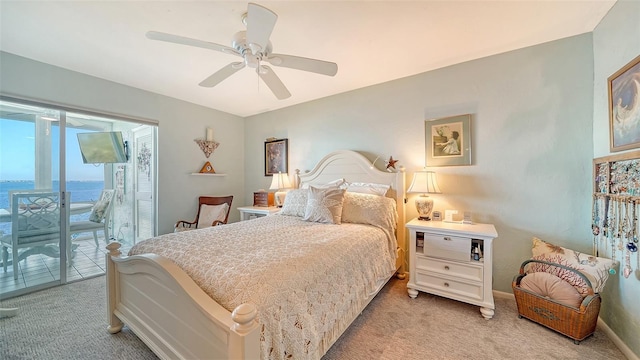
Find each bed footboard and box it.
[105,242,261,360]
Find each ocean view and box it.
[0,180,105,209]
[0,180,104,234]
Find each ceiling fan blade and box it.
[265,54,338,76]
[257,65,291,100]
[199,62,245,87]
[246,3,277,53]
[146,31,240,56]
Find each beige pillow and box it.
[520,272,583,308]
[530,237,615,294]
[196,203,229,228]
[303,186,346,224]
[342,192,397,232]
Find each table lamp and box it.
[407,170,441,220]
[269,172,292,207]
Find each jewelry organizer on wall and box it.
[593,150,640,280]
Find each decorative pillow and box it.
[345,182,390,196]
[342,192,397,232]
[300,178,346,189]
[520,272,584,308]
[303,186,346,224]
[530,237,616,294]
[89,200,109,223]
[279,189,308,217]
[196,203,229,228]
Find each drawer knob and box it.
[444,282,450,287]
[444,266,450,271]
[443,236,452,241]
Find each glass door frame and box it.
[0,97,68,298]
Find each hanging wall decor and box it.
[592,150,640,280]
[425,114,472,166]
[608,54,640,152]
[195,127,220,158]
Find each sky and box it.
[0,118,104,181]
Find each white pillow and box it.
[345,182,390,196]
[196,203,229,228]
[300,178,346,189]
[342,192,397,232]
[303,186,346,224]
[279,189,308,217]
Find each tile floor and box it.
[0,237,133,298]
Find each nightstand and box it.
[237,206,280,221]
[406,218,498,319]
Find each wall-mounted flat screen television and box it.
[77,131,128,164]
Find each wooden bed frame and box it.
[105,150,406,359]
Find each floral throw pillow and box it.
[303,186,346,224]
[89,200,109,223]
[529,237,615,294]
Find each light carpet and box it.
[0,275,626,360]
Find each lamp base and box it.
[415,195,434,222]
[274,190,287,207]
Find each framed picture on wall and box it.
[265,138,288,176]
[425,114,472,166]
[609,54,640,152]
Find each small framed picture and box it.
[264,138,288,176]
[432,210,442,221]
[425,114,472,166]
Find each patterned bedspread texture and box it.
[128,214,397,359]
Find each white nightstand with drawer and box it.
[406,218,498,319]
[237,206,280,221]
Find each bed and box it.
[105,150,406,359]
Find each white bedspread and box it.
[129,214,396,359]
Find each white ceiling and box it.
[0,1,615,117]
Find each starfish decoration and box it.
[386,156,399,170]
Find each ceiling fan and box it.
[146,2,338,100]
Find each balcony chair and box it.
[174,196,233,232]
[1,192,68,280]
[69,189,115,248]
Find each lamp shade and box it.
[407,170,441,221]
[269,172,292,190]
[270,172,291,207]
[407,171,441,194]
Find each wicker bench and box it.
[512,259,601,344]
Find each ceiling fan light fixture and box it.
[145,2,336,100]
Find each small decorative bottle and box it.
[473,246,480,261]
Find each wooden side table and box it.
[237,206,280,221]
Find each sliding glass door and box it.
[0,98,158,299]
[0,103,67,296]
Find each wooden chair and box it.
[174,196,233,232]
[69,189,115,247]
[1,192,68,280]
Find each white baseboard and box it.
[597,317,639,360]
[493,290,638,360]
